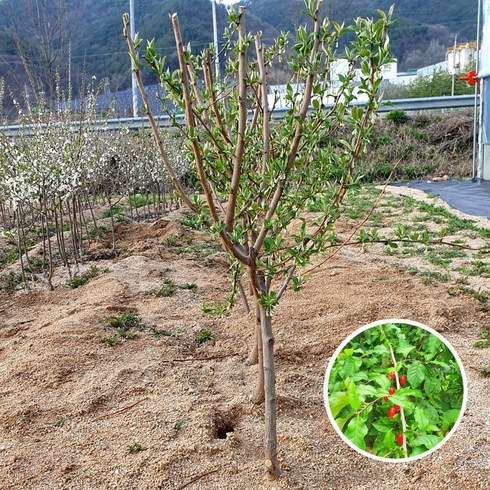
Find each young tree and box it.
[124,0,393,479]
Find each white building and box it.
[447,42,477,75]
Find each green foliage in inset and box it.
[328,322,464,459]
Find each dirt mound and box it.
[1,206,490,489]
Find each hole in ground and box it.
[216,423,235,439]
[212,410,238,439]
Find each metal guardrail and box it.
[0,94,478,136]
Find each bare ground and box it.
[1,190,490,490]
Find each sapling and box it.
[123,0,393,478]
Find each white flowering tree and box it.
[0,85,191,289]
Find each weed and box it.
[180,282,197,290]
[180,212,202,230]
[194,328,213,344]
[386,109,408,125]
[102,205,125,219]
[458,287,488,304]
[127,442,147,454]
[102,311,145,346]
[68,265,102,288]
[0,271,22,290]
[201,301,228,317]
[480,366,490,377]
[55,416,65,427]
[177,242,219,259]
[152,278,176,297]
[473,325,490,348]
[0,247,19,266]
[106,311,145,330]
[129,193,153,208]
[115,246,130,258]
[150,327,173,338]
[68,274,88,288]
[164,237,180,247]
[102,336,118,346]
[26,256,44,274]
[88,224,109,238]
[173,418,190,430]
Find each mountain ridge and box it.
[0,0,478,100]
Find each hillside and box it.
[0,0,478,104]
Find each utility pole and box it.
[212,0,220,79]
[451,33,458,96]
[130,0,139,117]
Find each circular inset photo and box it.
[324,319,467,462]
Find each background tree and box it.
[0,0,84,107]
[124,0,393,479]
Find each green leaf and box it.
[339,356,362,378]
[442,409,460,431]
[410,446,427,457]
[388,394,414,410]
[383,429,396,449]
[372,417,394,433]
[408,362,426,388]
[356,384,378,397]
[347,379,361,410]
[335,411,356,431]
[372,344,388,355]
[396,339,415,357]
[344,416,368,450]
[424,334,442,360]
[373,374,391,390]
[329,393,350,418]
[414,406,430,431]
[411,434,443,449]
[424,377,441,397]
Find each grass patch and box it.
[173,418,190,430]
[180,282,197,290]
[102,205,125,219]
[152,278,176,297]
[67,265,103,289]
[127,442,147,454]
[473,325,490,349]
[0,247,19,267]
[150,327,173,338]
[129,193,153,208]
[194,328,213,344]
[102,311,145,346]
[0,271,23,290]
[177,242,219,259]
[179,212,203,230]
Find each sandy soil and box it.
[1,193,490,490]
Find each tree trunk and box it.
[251,307,265,404]
[259,303,279,478]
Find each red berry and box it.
[394,405,400,412]
[387,406,396,418]
[400,375,407,386]
[396,433,404,445]
[389,387,395,395]
[389,371,396,380]
[383,396,389,402]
